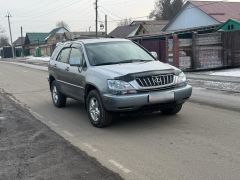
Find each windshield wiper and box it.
[118,59,152,64]
[95,59,152,66]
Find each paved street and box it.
[0,62,240,180]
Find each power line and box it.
[99,6,123,20]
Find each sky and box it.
[0,0,156,41]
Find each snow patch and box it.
[26,56,50,62]
[210,68,240,77]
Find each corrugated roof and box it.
[64,32,106,40]
[142,24,167,34]
[131,20,169,26]
[190,1,240,22]
[13,37,25,46]
[25,33,49,45]
[108,25,140,38]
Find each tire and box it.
[86,90,113,128]
[51,81,67,108]
[161,104,183,115]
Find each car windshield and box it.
[85,41,155,66]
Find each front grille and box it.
[136,74,174,88]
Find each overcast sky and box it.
[0,0,156,41]
[1,0,240,42]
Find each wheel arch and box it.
[84,83,101,108]
[49,75,56,89]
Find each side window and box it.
[69,48,83,65]
[57,48,71,63]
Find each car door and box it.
[64,44,86,101]
[55,46,71,95]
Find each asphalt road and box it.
[1,62,240,180]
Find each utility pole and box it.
[21,26,24,57]
[95,0,98,38]
[105,14,107,38]
[6,12,15,58]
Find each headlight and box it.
[175,72,187,84]
[107,80,137,95]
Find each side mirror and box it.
[151,51,158,59]
[69,57,82,67]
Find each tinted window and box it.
[85,41,155,66]
[57,48,71,63]
[69,48,83,65]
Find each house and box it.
[163,1,240,32]
[131,20,168,35]
[24,33,49,56]
[13,37,25,57]
[13,37,25,47]
[24,27,69,56]
[45,27,69,44]
[64,31,106,40]
[109,20,168,38]
[217,19,240,32]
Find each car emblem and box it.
[152,76,162,84]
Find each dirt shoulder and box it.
[0,91,123,180]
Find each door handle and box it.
[53,64,57,68]
[65,67,69,72]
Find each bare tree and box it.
[56,21,70,30]
[149,0,184,20]
[0,26,9,47]
[117,18,132,26]
[0,36,9,47]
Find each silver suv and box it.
[48,38,192,128]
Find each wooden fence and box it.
[222,31,240,67]
[131,30,240,70]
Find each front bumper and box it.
[102,85,192,111]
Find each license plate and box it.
[148,91,174,103]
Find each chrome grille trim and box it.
[135,74,175,89]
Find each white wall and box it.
[166,3,219,31]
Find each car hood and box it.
[94,61,178,78]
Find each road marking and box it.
[23,70,28,73]
[63,130,74,137]
[82,143,98,152]
[48,121,58,127]
[30,110,44,119]
[109,159,131,174]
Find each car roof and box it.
[74,38,130,44]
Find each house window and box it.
[231,25,234,30]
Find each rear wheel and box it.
[161,104,182,115]
[87,90,113,128]
[51,81,66,108]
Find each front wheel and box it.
[51,81,66,108]
[87,90,113,128]
[161,104,183,115]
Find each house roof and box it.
[64,32,106,40]
[190,1,240,22]
[131,20,169,26]
[45,27,69,40]
[108,25,140,38]
[131,20,168,34]
[13,37,25,46]
[216,18,240,31]
[25,33,49,45]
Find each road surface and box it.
[0,62,240,180]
